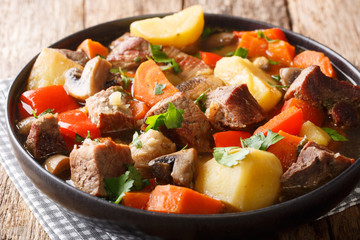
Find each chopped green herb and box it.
[194,88,210,113]
[256,30,279,43]
[159,64,173,71]
[110,67,133,89]
[145,102,184,131]
[267,82,289,89]
[213,147,250,167]
[268,59,281,65]
[134,56,141,63]
[322,128,349,141]
[194,52,201,59]
[296,136,309,156]
[32,109,54,118]
[132,132,142,149]
[211,46,224,51]
[86,130,91,139]
[201,27,212,39]
[96,54,106,59]
[180,144,188,150]
[241,130,284,151]
[271,75,281,82]
[225,51,235,57]
[75,133,85,143]
[154,82,166,95]
[149,43,182,74]
[233,47,248,59]
[104,165,149,204]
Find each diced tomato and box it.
[58,109,101,149]
[213,131,251,147]
[18,85,79,119]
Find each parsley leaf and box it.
[134,56,141,63]
[104,165,149,204]
[241,130,284,150]
[132,132,142,149]
[194,89,210,113]
[145,102,184,131]
[110,67,133,89]
[233,47,248,58]
[33,109,54,118]
[154,82,166,95]
[271,75,281,82]
[256,30,279,43]
[96,54,106,59]
[149,43,182,74]
[322,128,349,141]
[267,82,289,89]
[181,144,188,150]
[201,27,212,39]
[268,59,281,65]
[213,147,250,167]
[74,133,85,143]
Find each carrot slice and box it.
[267,130,303,171]
[238,33,268,58]
[233,28,287,42]
[267,40,295,66]
[130,100,150,121]
[146,185,223,214]
[122,192,150,210]
[77,39,109,59]
[254,106,304,136]
[133,59,179,107]
[282,98,325,127]
[293,50,335,78]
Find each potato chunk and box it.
[195,148,283,211]
[27,48,84,90]
[299,121,331,146]
[214,56,283,112]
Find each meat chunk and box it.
[148,148,197,188]
[176,75,224,101]
[162,46,213,81]
[25,114,68,160]
[106,33,150,70]
[280,141,354,200]
[56,49,89,66]
[285,65,360,127]
[70,138,133,197]
[143,92,214,152]
[86,86,135,134]
[129,129,176,178]
[205,84,265,130]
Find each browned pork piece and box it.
[56,49,89,66]
[162,46,213,81]
[86,86,135,134]
[70,138,133,197]
[25,113,68,160]
[280,141,354,200]
[148,148,197,188]
[107,33,150,70]
[176,75,224,101]
[205,84,265,131]
[143,92,214,152]
[129,129,176,178]
[285,65,360,127]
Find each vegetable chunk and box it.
[130,5,204,48]
[27,48,84,90]
[195,149,282,211]
[214,56,282,112]
[146,185,223,214]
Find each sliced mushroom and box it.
[203,32,236,50]
[16,116,36,136]
[55,49,89,66]
[64,56,112,101]
[253,56,270,72]
[43,154,70,177]
[148,148,197,188]
[280,67,302,86]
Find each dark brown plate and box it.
[6,13,360,239]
